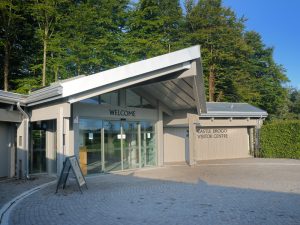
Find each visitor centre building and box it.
[0,46,267,178]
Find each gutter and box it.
[16,102,30,179]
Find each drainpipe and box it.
[16,102,30,179]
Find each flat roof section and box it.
[200,102,268,118]
[0,91,27,105]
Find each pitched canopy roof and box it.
[0,45,207,115]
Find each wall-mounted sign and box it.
[117,134,126,139]
[109,109,136,117]
[196,128,228,139]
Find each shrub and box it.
[260,120,300,159]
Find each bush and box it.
[260,120,300,159]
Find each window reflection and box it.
[79,118,157,175]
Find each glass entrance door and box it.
[141,122,156,166]
[103,121,122,171]
[122,121,139,170]
[30,127,46,173]
[79,118,157,174]
[79,119,102,175]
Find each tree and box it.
[125,0,183,62]
[240,31,288,117]
[0,0,23,91]
[185,0,249,102]
[29,0,64,86]
[49,0,129,80]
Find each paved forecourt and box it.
[7,159,300,225]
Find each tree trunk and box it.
[209,64,215,102]
[54,65,58,81]
[42,38,47,86]
[3,41,10,92]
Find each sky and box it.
[221,0,300,88]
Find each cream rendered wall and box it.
[163,127,188,163]
[195,127,250,160]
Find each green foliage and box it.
[183,1,288,117]
[260,120,300,159]
[185,0,249,102]
[0,0,290,121]
[287,88,300,118]
[12,76,42,94]
[125,0,183,61]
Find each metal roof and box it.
[0,90,27,105]
[60,45,201,100]
[0,46,205,110]
[200,102,268,118]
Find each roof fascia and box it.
[193,57,207,114]
[25,85,63,106]
[0,91,27,105]
[200,113,268,118]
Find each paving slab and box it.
[5,159,300,225]
[0,175,56,209]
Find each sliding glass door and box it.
[30,129,46,173]
[103,121,122,172]
[141,122,156,166]
[122,121,139,170]
[79,118,156,174]
[79,119,102,175]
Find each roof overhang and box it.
[0,91,27,106]
[0,46,207,115]
[60,45,207,114]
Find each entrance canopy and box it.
[9,46,207,115]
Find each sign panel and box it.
[196,128,228,139]
[73,103,158,121]
[109,109,136,117]
[56,156,87,193]
[195,127,250,160]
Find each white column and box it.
[64,117,70,156]
[138,123,142,168]
[156,102,164,166]
[187,114,197,166]
[56,107,64,174]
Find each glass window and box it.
[126,89,141,107]
[80,96,99,104]
[100,91,120,106]
[141,98,153,109]
[141,122,156,166]
[79,119,102,175]
[78,118,157,174]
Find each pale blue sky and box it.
[221,0,300,88]
[179,0,300,88]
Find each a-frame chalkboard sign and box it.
[55,156,88,194]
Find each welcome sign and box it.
[73,103,158,121]
[109,109,136,117]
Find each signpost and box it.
[55,156,88,193]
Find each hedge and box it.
[260,120,300,159]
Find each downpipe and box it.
[16,102,30,179]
